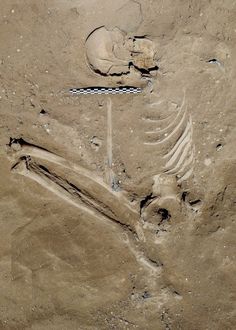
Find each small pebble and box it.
[216,144,223,151]
[204,158,212,166]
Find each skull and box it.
[85,26,157,76]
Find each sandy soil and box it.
[0,1,236,329]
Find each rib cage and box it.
[142,93,194,183]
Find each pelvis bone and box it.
[85,26,157,76]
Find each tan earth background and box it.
[0,0,236,329]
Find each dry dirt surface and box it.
[0,1,236,329]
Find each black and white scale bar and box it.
[69,86,142,95]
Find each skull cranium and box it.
[85,26,157,76]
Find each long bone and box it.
[8,139,145,241]
[7,140,165,274]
